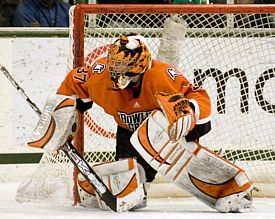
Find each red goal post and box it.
[16,4,275,205]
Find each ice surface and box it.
[1,183,274,219]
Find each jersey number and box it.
[73,67,88,83]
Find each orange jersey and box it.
[57,57,211,136]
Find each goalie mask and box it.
[107,34,152,90]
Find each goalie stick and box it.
[0,64,143,212]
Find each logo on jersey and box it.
[118,111,152,131]
[92,63,105,74]
[133,101,141,108]
[166,68,179,81]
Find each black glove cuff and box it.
[76,98,93,113]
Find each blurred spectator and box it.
[0,0,19,27]
[13,0,71,27]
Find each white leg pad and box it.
[130,110,254,212]
[78,158,146,211]
[78,173,99,208]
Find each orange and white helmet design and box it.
[107,34,152,89]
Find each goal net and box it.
[16,4,275,204]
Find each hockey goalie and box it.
[26,34,254,212]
